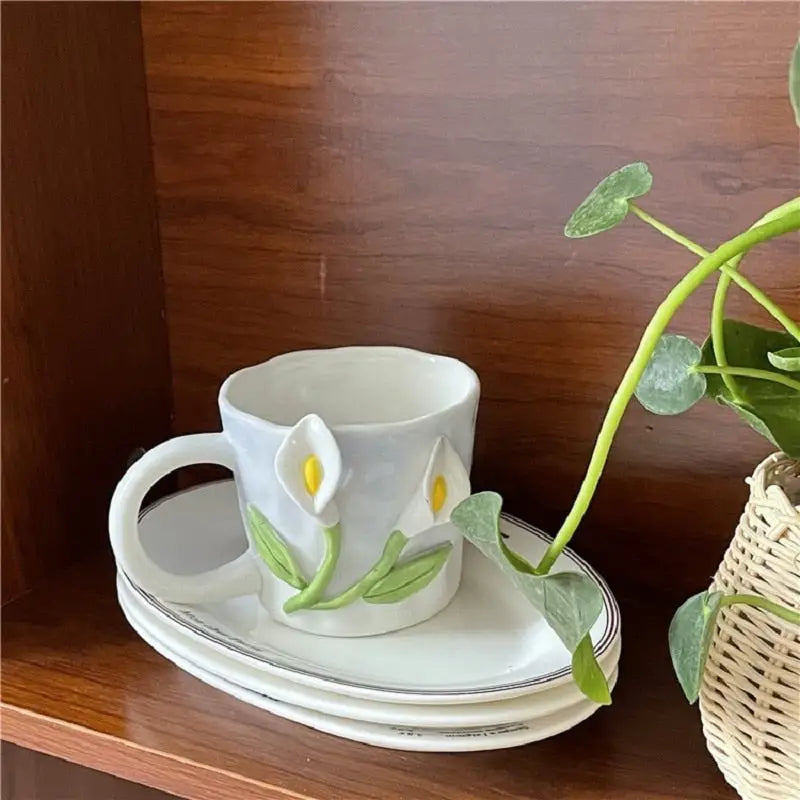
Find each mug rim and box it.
[218,345,480,432]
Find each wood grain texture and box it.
[142,2,800,601]
[1,552,735,800]
[1,2,172,603]
[2,742,178,800]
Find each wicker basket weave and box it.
[699,453,800,800]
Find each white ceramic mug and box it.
[109,347,480,637]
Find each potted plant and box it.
[452,40,800,799]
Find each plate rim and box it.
[118,578,617,752]
[118,572,620,727]
[126,480,621,701]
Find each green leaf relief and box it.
[564,162,653,238]
[247,505,307,590]
[668,591,723,704]
[635,334,706,415]
[768,347,800,372]
[790,37,800,128]
[452,493,607,704]
[572,634,611,705]
[363,542,453,605]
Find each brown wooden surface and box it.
[142,1,800,602]
[2,742,178,800]
[1,3,172,603]
[1,551,735,800]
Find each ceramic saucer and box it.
[118,577,619,752]
[118,571,620,728]
[131,481,621,705]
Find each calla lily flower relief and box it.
[246,426,461,614]
[274,414,341,528]
[395,436,471,538]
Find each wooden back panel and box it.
[142,2,799,599]
[1,3,171,603]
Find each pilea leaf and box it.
[363,542,452,604]
[700,320,799,402]
[564,162,653,238]
[451,493,610,705]
[669,591,723,703]
[768,347,800,372]
[247,505,307,590]
[720,397,800,459]
[790,37,800,128]
[699,320,800,456]
[635,334,706,415]
[572,634,612,705]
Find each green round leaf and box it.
[701,320,799,402]
[635,334,706,415]
[768,347,800,372]
[669,591,723,704]
[564,162,652,238]
[572,634,611,705]
[720,397,800,459]
[452,493,606,705]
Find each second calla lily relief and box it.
[247,423,468,614]
[395,436,471,537]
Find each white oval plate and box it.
[119,572,620,728]
[119,580,618,752]
[129,481,621,704]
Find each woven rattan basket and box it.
[699,453,800,800]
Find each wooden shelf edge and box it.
[0,703,299,800]
[0,552,735,800]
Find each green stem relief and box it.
[692,365,800,393]
[721,594,800,625]
[310,530,408,610]
[283,524,341,613]
[536,211,800,575]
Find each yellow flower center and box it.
[303,455,324,496]
[431,474,447,514]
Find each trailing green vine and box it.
[452,39,800,706]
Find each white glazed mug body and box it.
[110,346,480,637]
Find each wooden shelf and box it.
[1,552,735,800]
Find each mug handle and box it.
[109,433,262,603]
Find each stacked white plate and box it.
[117,481,621,752]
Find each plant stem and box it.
[692,365,800,393]
[710,198,800,407]
[628,203,746,401]
[283,524,341,613]
[720,593,800,625]
[627,204,705,255]
[711,261,743,401]
[716,267,800,342]
[536,211,800,575]
[629,202,800,401]
[629,206,800,342]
